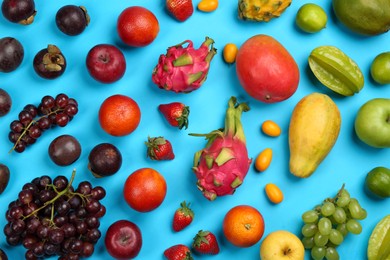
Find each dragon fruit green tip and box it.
[190,96,251,201]
[152,36,217,93]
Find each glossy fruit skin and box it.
[0,163,10,194]
[1,0,36,24]
[117,6,159,47]
[236,34,299,103]
[355,98,390,148]
[0,88,12,116]
[86,44,126,84]
[105,220,142,259]
[365,167,390,198]
[222,205,265,247]
[123,168,167,212]
[371,52,390,85]
[166,0,194,22]
[48,135,81,166]
[88,143,122,177]
[0,37,24,73]
[164,244,193,260]
[296,3,327,33]
[33,45,67,79]
[56,5,89,36]
[332,0,390,35]
[98,94,141,136]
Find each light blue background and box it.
[0,0,389,259]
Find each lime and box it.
[296,3,327,33]
[365,167,390,198]
[367,215,390,260]
[371,52,390,85]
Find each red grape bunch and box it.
[3,170,106,259]
[8,93,78,153]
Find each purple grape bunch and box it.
[8,93,78,153]
[4,171,106,259]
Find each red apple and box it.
[105,220,142,259]
[86,44,126,83]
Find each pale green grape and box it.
[314,232,328,247]
[336,193,350,207]
[340,189,350,197]
[354,208,367,220]
[321,202,336,216]
[302,210,319,224]
[302,236,315,249]
[311,246,326,260]
[329,229,344,245]
[302,223,318,237]
[336,223,348,237]
[318,217,332,236]
[332,207,346,224]
[348,199,363,219]
[346,219,362,234]
[325,247,340,260]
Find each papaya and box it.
[289,93,341,178]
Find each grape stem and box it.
[315,183,346,212]
[22,169,77,220]
[8,107,65,154]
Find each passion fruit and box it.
[332,0,390,36]
[365,166,390,198]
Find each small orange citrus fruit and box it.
[223,205,265,247]
[123,168,167,212]
[98,94,141,136]
[117,6,159,47]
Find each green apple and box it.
[355,98,390,148]
[260,230,304,260]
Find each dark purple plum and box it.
[1,0,36,25]
[0,37,24,73]
[0,88,12,116]
[33,44,66,79]
[88,143,122,177]
[0,163,10,194]
[48,135,81,166]
[55,5,90,36]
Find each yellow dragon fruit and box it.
[152,37,217,93]
[190,97,252,201]
[238,0,292,22]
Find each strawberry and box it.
[166,0,194,22]
[145,136,175,160]
[164,244,193,260]
[172,201,194,232]
[192,230,220,255]
[159,102,190,130]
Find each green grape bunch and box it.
[300,184,367,260]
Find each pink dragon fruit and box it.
[152,37,217,93]
[190,97,252,201]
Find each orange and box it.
[222,205,265,247]
[123,168,167,212]
[117,6,159,47]
[98,94,141,136]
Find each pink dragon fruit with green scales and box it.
[152,37,217,93]
[190,97,252,201]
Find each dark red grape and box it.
[81,241,94,257]
[10,120,23,132]
[56,5,90,36]
[48,228,65,245]
[88,143,122,177]
[0,88,12,116]
[33,45,66,79]
[1,0,36,24]
[18,110,33,126]
[53,175,68,191]
[22,234,37,249]
[23,104,38,117]
[36,117,51,130]
[49,135,81,166]
[55,112,69,127]
[90,186,106,200]
[18,189,33,204]
[0,164,10,194]
[0,37,24,72]
[41,95,55,110]
[28,125,41,139]
[76,181,92,195]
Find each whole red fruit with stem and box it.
[117,6,159,47]
[105,220,142,259]
[86,44,126,83]
[236,34,299,103]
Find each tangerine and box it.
[222,205,265,247]
[98,94,141,136]
[123,168,167,212]
[117,6,159,47]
